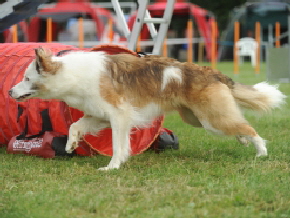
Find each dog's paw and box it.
[98,167,113,171]
[256,149,268,157]
[98,163,120,171]
[98,166,119,171]
[65,147,73,154]
[66,149,73,154]
[65,141,78,153]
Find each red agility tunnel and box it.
[0,43,164,156]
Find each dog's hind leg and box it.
[178,106,202,127]
[190,83,267,157]
[98,111,132,170]
[65,115,110,153]
[236,135,249,147]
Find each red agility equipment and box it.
[0,43,164,157]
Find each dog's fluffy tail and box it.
[232,82,286,112]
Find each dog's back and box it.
[103,54,236,108]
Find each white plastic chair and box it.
[236,37,258,67]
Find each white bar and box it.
[112,0,131,39]
[56,37,204,47]
[0,0,24,19]
[145,10,157,40]
[144,18,167,24]
[127,0,149,51]
[152,0,175,55]
[93,2,137,12]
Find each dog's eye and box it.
[25,77,30,81]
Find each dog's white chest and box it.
[64,95,108,118]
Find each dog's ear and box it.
[35,47,61,75]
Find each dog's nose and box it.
[8,89,13,97]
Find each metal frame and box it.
[112,0,175,55]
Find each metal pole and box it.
[187,19,193,62]
[12,24,18,43]
[234,21,240,74]
[128,0,149,51]
[46,18,52,43]
[255,22,261,74]
[78,17,84,48]
[151,0,175,55]
[275,22,280,48]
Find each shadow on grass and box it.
[158,146,258,161]
[1,146,268,172]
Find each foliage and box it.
[191,0,247,31]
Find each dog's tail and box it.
[232,82,286,112]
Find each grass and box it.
[1,62,290,218]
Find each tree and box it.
[190,0,247,30]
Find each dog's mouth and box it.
[15,94,32,102]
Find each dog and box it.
[9,47,286,170]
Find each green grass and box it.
[1,62,290,218]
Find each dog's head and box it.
[9,47,62,102]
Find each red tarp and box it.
[28,2,112,42]
[0,43,164,156]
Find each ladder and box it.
[112,0,175,55]
[0,0,47,32]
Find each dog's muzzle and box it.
[8,89,13,97]
[9,89,32,101]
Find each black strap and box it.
[40,109,53,132]
[17,105,24,122]
[56,49,73,57]
[16,108,53,140]
[137,52,147,57]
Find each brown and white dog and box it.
[9,47,286,170]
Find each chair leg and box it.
[239,56,244,65]
[251,53,256,67]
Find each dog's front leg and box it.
[66,115,110,153]
[66,121,82,153]
[98,115,132,170]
